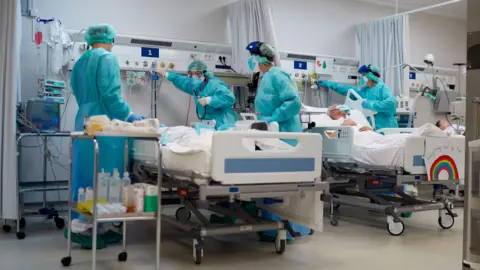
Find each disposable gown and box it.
[167,72,238,129]
[70,48,131,202]
[255,67,302,133]
[321,80,398,130]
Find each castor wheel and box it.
[16,217,25,229]
[438,214,455,229]
[2,225,11,233]
[193,238,203,265]
[54,217,65,229]
[387,220,405,236]
[118,252,128,262]
[175,207,191,222]
[309,229,315,235]
[61,256,71,267]
[330,217,339,227]
[16,232,25,240]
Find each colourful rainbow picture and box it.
[429,155,459,181]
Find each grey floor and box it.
[0,205,464,270]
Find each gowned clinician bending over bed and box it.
[317,64,398,130]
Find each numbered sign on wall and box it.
[141,47,160,58]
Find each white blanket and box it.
[351,123,446,167]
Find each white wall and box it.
[409,12,466,67]
[271,0,467,66]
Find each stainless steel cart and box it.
[3,132,71,239]
[60,132,162,270]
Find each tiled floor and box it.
[0,205,464,270]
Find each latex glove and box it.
[316,80,330,88]
[259,116,273,123]
[127,114,145,123]
[197,97,211,107]
[156,68,167,78]
[361,100,370,109]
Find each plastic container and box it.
[123,186,135,212]
[85,187,93,201]
[134,187,145,213]
[98,169,109,201]
[144,185,158,213]
[77,187,85,202]
[108,169,121,203]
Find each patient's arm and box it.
[359,126,373,132]
[342,119,357,126]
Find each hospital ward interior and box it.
[2,0,480,269]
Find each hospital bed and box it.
[132,124,328,264]
[302,90,463,236]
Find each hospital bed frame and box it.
[323,165,457,236]
[134,130,328,264]
[307,125,461,236]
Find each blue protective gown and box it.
[167,72,238,129]
[70,48,131,202]
[322,80,398,130]
[254,67,302,133]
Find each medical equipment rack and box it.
[60,132,162,270]
[325,168,458,236]
[3,132,71,240]
[136,163,329,265]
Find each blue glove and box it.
[361,100,370,109]
[127,114,145,123]
[316,80,330,88]
[259,116,273,123]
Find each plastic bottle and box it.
[109,169,121,203]
[77,187,85,202]
[134,186,145,213]
[85,187,93,201]
[122,172,135,212]
[98,169,109,201]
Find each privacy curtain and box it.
[227,0,278,74]
[356,15,408,96]
[0,0,21,219]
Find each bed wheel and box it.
[175,207,191,222]
[275,230,287,255]
[387,220,405,236]
[438,214,455,229]
[193,238,203,265]
[330,217,338,227]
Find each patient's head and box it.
[328,104,350,120]
[435,120,450,130]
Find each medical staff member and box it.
[246,41,302,134]
[245,41,310,241]
[69,24,144,248]
[157,60,237,130]
[317,64,398,130]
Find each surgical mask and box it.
[248,56,257,71]
[191,76,205,85]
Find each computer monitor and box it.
[25,99,61,132]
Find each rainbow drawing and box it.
[429,155,459,181]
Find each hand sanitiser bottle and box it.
[108,169,121,203]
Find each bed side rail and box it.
[210,131,323,185]
[309,126,354,159]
